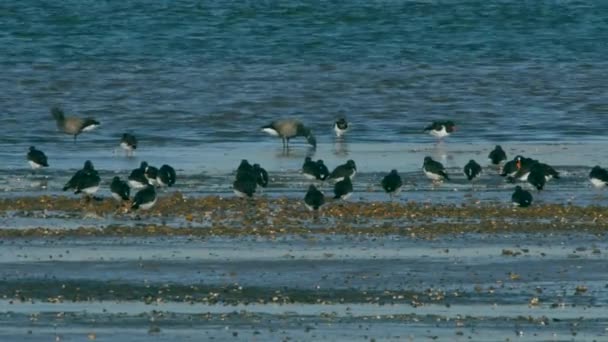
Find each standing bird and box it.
[145,164,160,187]
[316,160,330,181]
[488,145,507,165]
[589,166,608,188]
[236,159,255,180]
[51,107,100,141]
[329,160,357,182]
[63,160,101,198]
[463,160,482,181]
[424,121,456,140]
[422,156,449,182]
[253,163,269,188]
[334,118,348,137]
[304,184,325,211]
[157,164,176,187]
[302,157,318,180]
[381,169,403,199]
[26,146,49,171]
[233,177,257,198]
[261,118,317,149]
[527,163,547,191]
[110,176,130,201]
[128,162,149,189]
[131,184,157,210]
[512,186,533,207]
[333,176,353,200]
[120,133,137,157]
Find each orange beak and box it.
[516,160,521,169]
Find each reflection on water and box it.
[333,137,349,157]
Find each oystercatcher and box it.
[262,119,316,149]
[128,162,149,189]
[316,160,330,181]
[333,176,353,200]
[253,163,269,188]
[527,163,547,191]
[157,164,176,187]
[233,176,257,198]
[63,160,101,198]
[110,176,130,201]
[236,159,255,180]
[589,166,608,188]
[381,169,403,199]
[512,186,533,207]
[120,133,137,156]
[51,107,99,141]
[464,160,482,181]
[423,156,449,182]
[329,160,357,182]
[304,184,325,211]
[302,157,318,180]
[334,118,348,137]
[144,164,160,187]
[131,184,157,210]
[488,145,507,165]
[26,146,49,170]
[424,121,456,139]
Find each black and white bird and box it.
[51,107,100,141]
[422,156,449,182]
[63,160,101,197]
[131,184,157,210]
[316,160,330,181]
[302,157,318,180]
[128,162,149,189]
[333,176,353,200]
[329,160,357,181]
[512,186,533,207]
[157,164,176,187]
[488,145,507,165]
[110,176,130,201]
[304,184,325,211]
[145,164,160,187]
[253,163,269,188]
[589,166,608,188]
[120,133,137,156]
[334,118,348,137]
[527,163,547,191]
[233,177,257,198]
[500,159,519,178]
[463,160,482,181]
[424,121,456,139]
[511,155,538,181]
[261,118,317,149]
[381,169,403,199]
[27,146,49,170]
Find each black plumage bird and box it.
[333,176,353,200]
[131,184,157,210]
[334,118,348,137]
[236,159,255,180]
[261,118,317,149]
[381,169,403,199]
[527,164,547,191]
[145,164,159,186]
[128,161,149,189]
[157,164,177,187]
[512,186,533,207]
[422,156,449,182]
[63,160,101,196]
[253,163,269,188]
[316,160,330,181]
[27,146,49,170]
[110,176,130,201]
[304,184,325,211]
[120,133,137,156]
[463,160,482,181]
[302,157,318,180]
[424,121,456,139]
[233,177,257,198]
[590,166,608,188]
[488,145,507,165]
[329,160,357,181]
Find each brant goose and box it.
[262,119,316,149]
[51,107,99,141]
